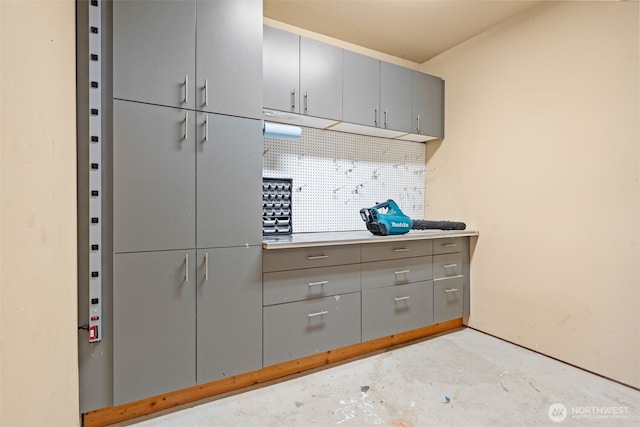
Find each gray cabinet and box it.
[113,100,196,253]
[196,247,262,383]
[263,26,300,113]
[196,114,262,248]
[434,276,464,322]
[113,250,196,405]
[299,37,343,120]
[114,0,261,118]
[380,62,413,133]
[362,281,433,341]
[343,51,380,127]
[113,0,196,109]
[413,72,444,137]
[263,292,361,366]
[196,0,262,119]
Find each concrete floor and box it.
[119,328,638,426]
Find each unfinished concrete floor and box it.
[119,328,638,426]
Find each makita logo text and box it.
[391,222,409,228]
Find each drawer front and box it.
[263,264,361,306]
[362,240,432,262]
[362,281,433,341]
[361,256,432,290]
[433,237,464,254]
[434,276,464,322]
[263,292,361,366]
[263,245,360,272]
[433,253,463,279]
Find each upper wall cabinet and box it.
[343,51,380,128]
[113,0,196,109]
[413,72,444,138]
[299,37,343,120]
[263,26,300,114]
[196,0,262,119]
[114,0,262,119]
[380,62,413,133]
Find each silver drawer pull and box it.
[393,248,410,252]
[394,270,410,275]
[184,253,189,283]
[433,274,464,282]
[307,310,328,318]
[444,288,459,293]
[394,296,410,302]
[307,255,328,260]
[443,243,457,247]
[308,280,328,287]
[444,264,458,269]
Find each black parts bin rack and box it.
[263,178,292,235]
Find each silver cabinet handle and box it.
[184,253,189,282]
[308,280,328,287]
[303,92,308,112]
[204,114,209,142]
[203,78,208,106]
[374,107,378,126]
[307,255,328,260]
[384,109,388,128]
[394,296,410,302]
[184,111,189,140]
[291,88,296,110]
[444,243,457,247]
[444,264,458,269]
[394,248,410,252]
[416,114,420,133]
[204,253,209,281]
[184,75,188,103]
[444,288,459,293]
[394,270,410,275]
[433,274,464,282]
[307,310,328,318]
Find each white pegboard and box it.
[263,127,426,233]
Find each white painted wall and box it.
[0,1,80,425]
[422,2,639,387]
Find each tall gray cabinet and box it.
[108,0,263,407]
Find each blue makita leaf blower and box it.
[360,199,466,236]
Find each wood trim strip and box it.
[83,318,463,427]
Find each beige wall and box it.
[0,1,79,426]
[422,2,639,387]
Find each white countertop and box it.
[262,229,479,249]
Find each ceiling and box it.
[263,0,543,64]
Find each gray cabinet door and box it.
[263,26,299,113]
[343,51,380,127]
[299,37,343,120]
[380,62,413,132]
[113,100,195,253]
[113,250,196,404]
[196,0,262,119]
[413,72,444,137]
[434,276,464,322]
[196,247,262,383]
[196,114,262,248]
[113,0,195,109]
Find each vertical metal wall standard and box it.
[87,0,102,343]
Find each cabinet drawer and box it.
[263,245,360,272]
[433,253,463,279]
[362,281,433,341]
[361,256,432,290]
[433,237,464,254]
[434,276,464,323]
[263,292,361,366]
[361,240,432,262]
[263,264,361,306]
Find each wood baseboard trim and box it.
[83,318,463,427]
